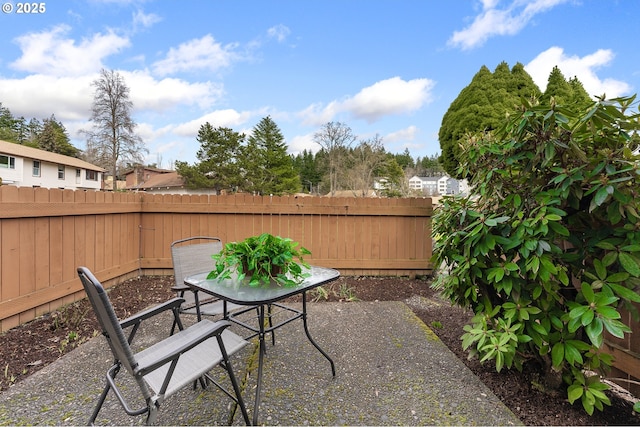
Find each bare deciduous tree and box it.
[345,134,388,197]
[312,122,356,196]
[83,69,146,190]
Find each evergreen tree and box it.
[541,66,573,105]
[292,149,323,194]
[0,103,81,155]
[0,103,19,142]
[25,118,42,146]
[379,155,405,197]
[37,115,79,157]
[438,62,541,177]
[509,62,541,99]
[242,116,300,195]
[439,65,493,177]
[393,148,415,170]
[176,123,244,193]
[417,154,446,176]
[541,67,592,109]
[568,77,593,106]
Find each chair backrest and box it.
[77,267,139,375]
[171,236,223,288]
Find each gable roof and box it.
[123,166,173,176]
[410,175,442,183]
[134,171,185,189]
[0,139,105,172]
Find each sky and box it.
[1,0,639,169]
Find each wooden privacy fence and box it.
[2,186,638,392]
[0,186,433,331]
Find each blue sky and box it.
[1,0,638,169]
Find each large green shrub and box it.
[432,96,640,415]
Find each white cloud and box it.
[134,121,161,142]
[152,34,242,76]
[385,126,419,143]
[172,109,254,137]
[287,133,319,155]
[299,77,435,126]
[11,24,130,76]
[345,77,435,122]
[267,24,291,42]
[298,102,340,127]
[122,70,224,110]
[0,74,94,121]
[525,46,632,98]
[449,0,570,50]
[0,70,225,124]
[132,10,162,31]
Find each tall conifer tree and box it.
[243,116,300,195]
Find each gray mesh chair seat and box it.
[171,237,243,318]
[77,266,250,425]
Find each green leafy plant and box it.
[310,282,359,302]
[336,283,359,301]
[311,286,330,302]
[208,232,311,287]
[432,95,640,415]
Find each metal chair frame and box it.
[77,266,250,425]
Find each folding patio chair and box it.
[170,236,243,321]
[77,266,250,426]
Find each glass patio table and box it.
[184,265,340,425]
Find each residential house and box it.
[125,166,173,188]
[408,175,467,196]
[126,168,218,195]
[0,139,104,190]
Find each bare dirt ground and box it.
[1,274,638,425]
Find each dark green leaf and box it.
[593,186,610,208]
[594,259,606,280]
[608,283,640,302]
[619,252,640,277]
[585,319,604,347]
[581,282,595,303]
[551,342,564,367]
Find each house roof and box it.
[134,171,185,189]
[409,175,450,183]
[0,139,105,172]
[123,166,173,176]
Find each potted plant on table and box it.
[207,233,312,287]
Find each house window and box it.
[76,168,81,184]
[0,155,15,169]
[33,160,41,177]
[86,170,98,181]
[58,165,65,179]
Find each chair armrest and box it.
[170,284,190,293]
[135,319,232,375]
[120,297,185,329]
